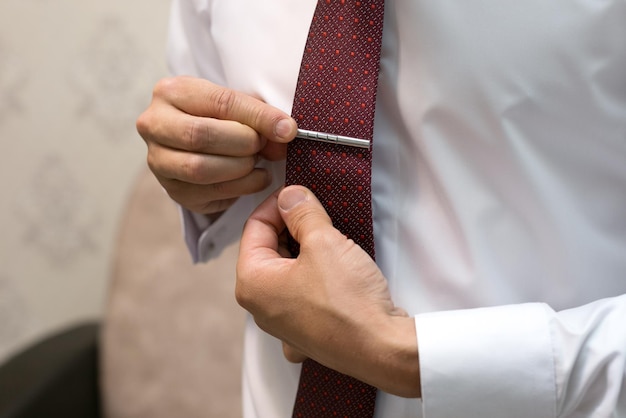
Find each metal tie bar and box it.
[295,128,371,149]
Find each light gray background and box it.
[0,0,170,362]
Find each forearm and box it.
[305,312,421,399]
[364,315,421,399]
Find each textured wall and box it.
[0,0,171,362]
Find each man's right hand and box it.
[136,76,297,216]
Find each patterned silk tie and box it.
[286,1,385,416]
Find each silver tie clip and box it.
[295,129,371,149]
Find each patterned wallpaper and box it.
[0,0,171,362]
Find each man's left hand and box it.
[236,185,421,398]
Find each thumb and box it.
[277,186,334,245]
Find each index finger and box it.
[156,76,298,143]
[239,188,286,263]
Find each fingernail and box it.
[275,118,295,141]
[279,188,307,211]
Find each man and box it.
[137,0,626,416]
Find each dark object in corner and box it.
[0,322,101,418]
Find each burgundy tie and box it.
[286,1,385,416]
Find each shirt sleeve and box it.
[416,295,626,417]
[167,0,288,263]
[166,0,226,83]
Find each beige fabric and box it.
[101,168,244,418]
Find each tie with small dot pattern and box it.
[286,1,385,417]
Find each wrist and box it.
[347,315,420,398]
[375,315,421,398]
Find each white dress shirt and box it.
[167,0,626,416]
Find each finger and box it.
[236,189,292,313]
[139,104,267,157]
[259,140,288,161]
[154,76,298,143]
[177,197,238,216]
[282,342,308,363]
[276,186,336,247]
[147,142,258,185]
[239,188,286,263]
[157,168,272,213]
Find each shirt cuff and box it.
[179,161,287,263]
[415,303,557,418]
[180,196,254,263]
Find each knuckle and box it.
[234,274,254,309]
[241,155,257,173]
[135,111,150,137]
[208,179,228,197]
[182,118,207,152]
[242,132,263,155]
[292,212,329,242]
[259,107,282,129]
[146,150,157,172]
[305,226,332,247]
[181,154,209,184]
[145,145,163,175]
[210,87,238,120]
[249,104,281,138]
[152,76,180,99]
[283,345,306,363]
[162,186,187,208]
[249,107,267,132]
[249,169,272,192]
[136,108,160,141]
[300,225,340,254]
